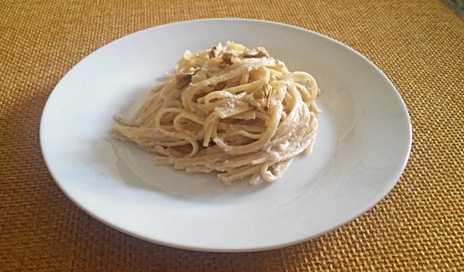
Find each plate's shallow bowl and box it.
[40,18,411,252]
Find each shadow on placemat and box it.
[443,0,464,17]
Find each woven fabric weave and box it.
[1,0,463,270]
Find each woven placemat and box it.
[1,0,463,270]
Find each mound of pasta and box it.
[112,42,320,185]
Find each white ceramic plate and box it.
[40,19,411,252]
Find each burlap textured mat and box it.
[1,0,463,270]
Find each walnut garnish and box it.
[243,47,270,58]
[209,46,219,59]
[175,67,199,89]
[221,52,238,65]
[249,84,272,111]
[175,74,192,89]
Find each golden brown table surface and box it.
[1,0,463,270]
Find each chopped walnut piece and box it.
[175,74,192,89]
[249,84,272,111]
[243,47,270,58]
[221,52,237,65]
[209,46,219,59]
[175,67,199,89]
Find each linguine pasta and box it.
[112,42,320,185]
